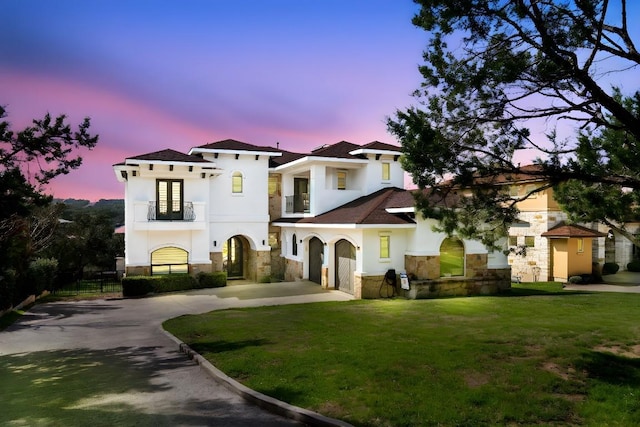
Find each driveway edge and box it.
[162,329,354,427]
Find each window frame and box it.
[337,170,347,190]
[379,235,390,259]
[232,171,243,194]
[381,162,391,181]
[292,233,298,256]
[156,178,184,220]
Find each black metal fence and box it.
[53,272,122,296]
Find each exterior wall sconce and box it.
[213,240,217,247]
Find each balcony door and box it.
[156,179,183,220]
[293,178,309,213]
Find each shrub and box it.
[568,275,583,284]
[28,258,58,294]
[122,276,159,297]
[601,262,620,275]
[153,274,197,293]
[627,260,640,272]
[196,272,227,288]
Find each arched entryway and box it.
[440,237,465,277]
[335,239,355,294]
[224,236,245,279]
[309,237,323,284]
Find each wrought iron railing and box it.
[147,201,196,221]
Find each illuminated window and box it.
[232,171,243,193]
[337,171,346,190]
[508,235,518,246]
[379,235,390,259]
[382,162,390,181]
[268,232,280,249]
[151,246,188,275]
[440,237,464,277]
[577,238,584,253]
[156,179,183,220]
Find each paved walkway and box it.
[564,270,640,293]
[0,281,353,426]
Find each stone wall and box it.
[401,269,511,299]
[246,249,271,282]
[125,265,150,276]
[359,274,397,299]
[284,258,303,282]
[404,255,439,279]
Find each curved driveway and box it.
[0,281,353,426]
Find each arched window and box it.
[440,237,464,277]
[151,247,188,275]
[232,171,243,193]
[292,233,298,256]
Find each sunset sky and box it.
[2,0,425,201]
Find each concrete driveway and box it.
[0,281,353,426]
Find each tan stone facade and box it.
[284,258,303,282]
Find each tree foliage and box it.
[389,0,640,246]
[0,105,99,308]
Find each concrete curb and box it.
[162,329,354,427]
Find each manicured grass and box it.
[164,283,640,426]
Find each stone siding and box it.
[284,258,303,282]
[401,269,511,299]
[404,255,439,279]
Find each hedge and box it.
[627,260,640,272]
[601,262,620,275]
[122,272,227,297]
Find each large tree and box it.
[388,0,640,248]
[0,105,98,307]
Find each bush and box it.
[123,273,226,297]
[568,275,583,284]
[196,272,227,288]
[27,258,58,294]
[122,276,159,297]
[627,260,640,272]
[601,262,620,275]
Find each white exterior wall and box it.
[121,163,212,269]
[203,152,271,252]
[361,155,404,194]
[361,228,410,276]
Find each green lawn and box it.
[164,283,640,426]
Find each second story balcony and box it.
[285,193,309,214]
[132,201,206,231]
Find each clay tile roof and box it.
[127,149,211,163]
[295,187,415,225]
[196,139,282,153]
[541,222,607,238]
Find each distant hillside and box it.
[55,198,124,228]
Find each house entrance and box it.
[224,236,244,279]
[309,237,323,284]
[335,239,355,294]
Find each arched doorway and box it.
[151,247,188,275]
[309,237,323,284]
[335,239,355,294]
[224,236,244,279]
[440,237,465,277]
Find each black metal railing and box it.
[147,201,196,221]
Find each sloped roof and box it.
[277,187,415,226]
[541,222,607,238]
[310,141,364,159]
[269,148,306,168]
[127,149,211,163]
[195,139,282,153]
[358,141,402,152]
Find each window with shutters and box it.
[156,179,183,220]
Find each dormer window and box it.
[337,171,347,190]
[232,171,243,193]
